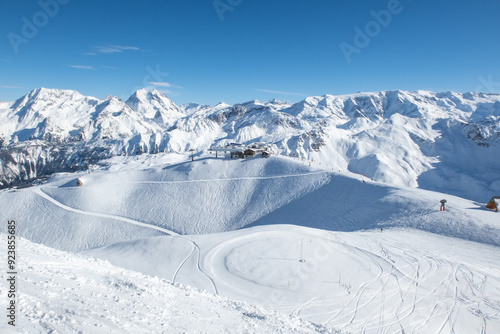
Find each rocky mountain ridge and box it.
[0,87,499,201]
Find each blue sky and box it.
[1,0,499,105]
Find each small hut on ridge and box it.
[486,196,500,212]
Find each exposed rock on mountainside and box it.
[0,88,499,201]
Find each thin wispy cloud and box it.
[253,89,306,97]
[0,85,24,89]
[90,45,140,54]
[148,82,184,89]
[69,65,96,70]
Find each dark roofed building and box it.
[244,149,256,158]
[486,196,500,212]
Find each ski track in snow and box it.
[172,240,196,283]
[195,227,500,333]
[100,171,326,185]
[42,170,328,189]
[0,234,328,334]
[31,186,220,296]
[31,187,177,236]
[28,168,332,298]
[4,157,499,333]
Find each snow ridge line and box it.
[31,187,179,236]
[130,170,328,184]
[45,171,329,188]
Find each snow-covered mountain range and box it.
[1,87,499,201]
[1,88,499,331]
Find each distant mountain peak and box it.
[125,88,182,123]
[127,88,173,104]
[28,87,84,98]
[214,102,230,108]
[267,98,285,104]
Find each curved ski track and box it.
[31,187,219,295]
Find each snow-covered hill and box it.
[0,234,329,334]
[86,225,500,333]
[1,156,499,332]
[2,156,498,252]
[1,88,499,201]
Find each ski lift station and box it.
[208,143,271,159]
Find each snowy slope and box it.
[87,225,500,333]
[1,155,499,332]
[0,234,330,334]
[1,88,500,201]
[2,156,498,252]
[2,86,500,333]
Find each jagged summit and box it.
[22,87,94,104]
[214,101,231,108]
[125,88,183,123]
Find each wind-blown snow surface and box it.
[0,234,328,334]
[2,156,499,251]
[1,88,500,201]
[87,226,500,333]
[1,156,499,332]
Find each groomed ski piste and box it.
[1,154,499,333]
